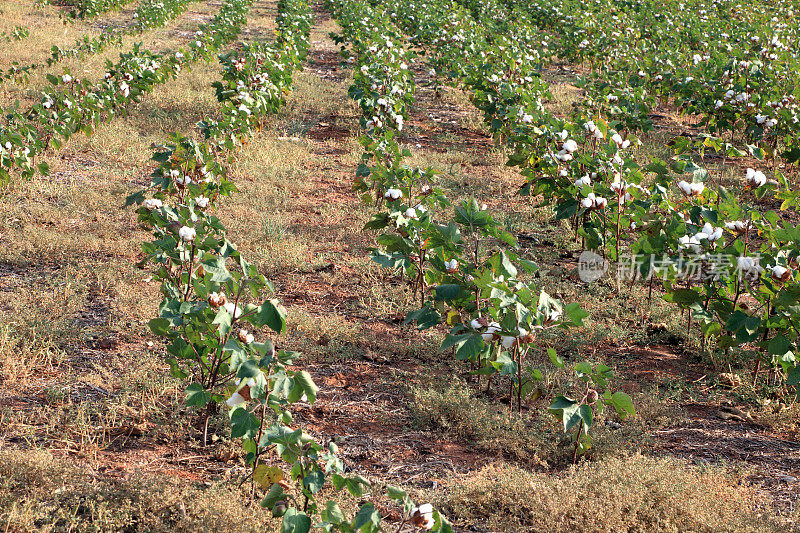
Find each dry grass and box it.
[0,449,277,532]
[439,455,786,532]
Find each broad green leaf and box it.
[610,391,635,418]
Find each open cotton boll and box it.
[238,328,254,344]
[737,256,763,277]
[207,292,227,308]
[178,226,196,242]
[562,139,579,153]
[223,301,243,319]
[226,392,246,407]
[745,168,766,187]
[481,322,501,342]
[384,188,402,200]
[501,336,516,349]
[444,259,459,273]
[725,221,747,234]
[677,180,704,197]
[697,222,722,242]
[574,175,591,187]
[771,265,790,282]
[410,504,435,530]
[142,198,162,210]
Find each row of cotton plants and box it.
[327,0,635,460]
[1,0,199,85]
[67,0,135,19]
[379,0,800,391]
[0,0,250,183]
[129,1,452,531]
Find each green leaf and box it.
[248,299,286,332]
[148,317,171,336]
[213,308,232,338]
[292,371,319,404]
[260,483,286,509]
[434,284,463,302]
[610,391,635,418]
[564,302,588,326]
[303,470,325,494]
[282,509,312,533]
[230,408,261,439]
[352,503,381,531]
[200,256,231,282]
[323,501,347,524]
[549,396,581,431]
[578,404,593,431]
[386,486,408,501]
[185,383,212,407]
[404,306,440,330]
[455,334,484,362]
[548,347,564,368]
[787,366,800,387]
[768,335,792,357]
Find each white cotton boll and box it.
[444,259,459,272]
[501,336,516,349]
[143,198,162,210]
[746,168,766,187]
[679,234,702,253]
[556,150,573,162]
[771,265,790,281]
[384,188,402,200]
[226,392,246,407]
[223,301,243,319]
[575,175,591,187]
[405,207,418,219]
[470,318,483,330]
[62,74,72,83]
[725,221,746,233]
[238,328,254,344]
[195,196,210,209]
[562,139,579,153]
[737,256,763,277]
[178,226,196,242]
[678,180,701,197]
[522,114,533,124]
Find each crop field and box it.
[1,0,799,530]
